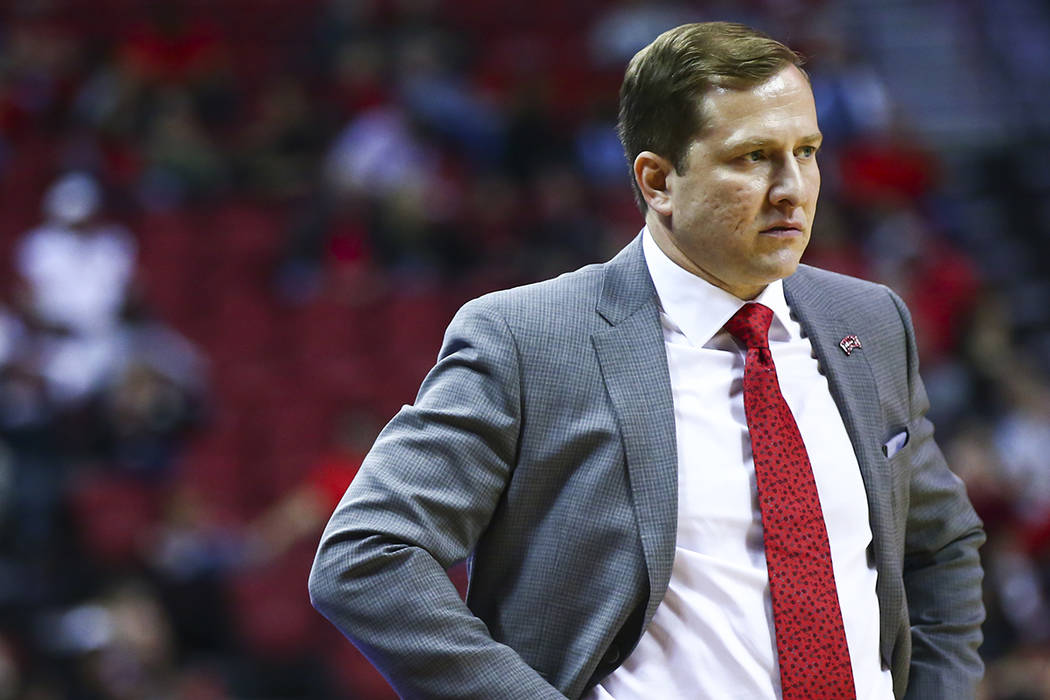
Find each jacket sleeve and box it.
[888,289,986,700]
[308,298,565,699]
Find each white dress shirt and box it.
[585,230,893,699]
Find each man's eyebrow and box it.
[724,132,824,151]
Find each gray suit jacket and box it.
[310,235,985,699]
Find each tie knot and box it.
[725,302,774,349]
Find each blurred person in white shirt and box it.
[14,172,137,405]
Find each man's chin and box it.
[754,257,804,285]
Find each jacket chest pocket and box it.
[883,426,913,551]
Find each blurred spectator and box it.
[323,105,435,202]
[396,30,504,165]
[32,577,189,699]
[1,14,81,136]
[244,408,380,566]
[233,78,323,200]
[807,38,893,148]
[521,164,608,281]
[13,172,137,406]
[587,0,695,67]
[139,88,226,208]
[116,0,235,128]
[118,3,225,87]
[10,172,206,471]
[275,190,383,305]
[574,100,628,189]
[502,81,569,183]
[994,366,1050,529]
[96,355,204,479]
[861,205,981,434]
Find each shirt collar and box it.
[641,227,797,347]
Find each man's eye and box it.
[745,150,765,162]
[797,145,817,158]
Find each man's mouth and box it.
[760,223,804,235]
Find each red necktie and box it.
[725,302,856,699]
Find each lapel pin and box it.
[839,334,862,356]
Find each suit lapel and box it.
[783,269,897,632]
[591,237,678,628]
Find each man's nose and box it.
[769,158,805,208]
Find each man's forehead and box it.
[693,67,818,138]
[702,66,812,104]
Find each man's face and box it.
[648,65,821,300]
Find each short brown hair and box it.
[617,22,806,211]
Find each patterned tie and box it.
[724,302,856,699]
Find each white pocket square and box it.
[882,429,909,458]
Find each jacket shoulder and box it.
[792,263,887,295]
[461,262,607,329]
[790,264,902,320]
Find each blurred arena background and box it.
[0,0,1047,697]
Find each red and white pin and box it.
[839,334,862,356]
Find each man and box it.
[15,172,137,405]
[310,22,984,699]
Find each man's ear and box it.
[633,151,674,216]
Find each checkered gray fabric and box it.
[309,235,984,700]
